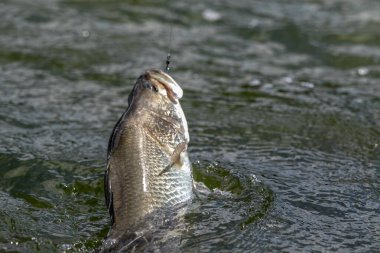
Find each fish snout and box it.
[142,69,183,101]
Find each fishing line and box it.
[164,10,173,72]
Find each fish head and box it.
[127,69,189,142]
[128,69,184,111]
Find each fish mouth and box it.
[146,69,183,101]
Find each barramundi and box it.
[101,69,193,252]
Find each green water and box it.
[0,0,379,252]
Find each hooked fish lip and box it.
[146,69,183,99]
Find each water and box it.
[0,0,379,252]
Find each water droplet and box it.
[301,82,314,89]
[249,79,261,86]
[250,174,261,183]
[61,244,72,251]
[202,9,221,22]
[357,67,369,76]
[249,19,260,28]
[283,76,293,84]
[262,83,273,90]
[81,30,90,38]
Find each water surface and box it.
[0,0,379,252]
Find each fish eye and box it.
[143,82,151,89]
[142,82,158,92]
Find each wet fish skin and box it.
[104,69,193,234]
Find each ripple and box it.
[0,0,380,252]
[181,161,274,252]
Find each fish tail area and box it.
[96,231,151,253]
[97,204,191,252]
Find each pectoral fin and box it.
[159,142,187,176]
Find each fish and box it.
[101,69,193,252]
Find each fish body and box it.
[104,69,193,238]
